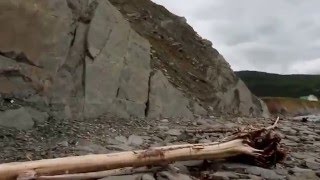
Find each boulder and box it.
[0,108,34,130]
[25,107,49,123]
[127,135,144,146]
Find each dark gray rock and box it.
[282,139,299,147]
[25,107,49,123]
[0,107,34,130]
[141,174,156,180]
[107,144,133,151]
[210,171,239,180]
[148,71,194,119]
[166,129,182,136]
[246,166,285,180]
[156,171,193,180]
[280,126,297,135]
[157,125,169,131]
[115,136,128,144]
[222,163,284,179]
[304,158,320,170]
[287,167,319,180]
[291,153,314,160]
[286,136,300,142]
[99,174,142,180]
[74,140,109,154]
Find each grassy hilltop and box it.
[236,71,320,98]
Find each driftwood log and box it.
[0,118,287,180]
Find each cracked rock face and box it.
[0,0,73,72]
[0,0,266,128]
[109,0,268,117]
[84,0,151,119]
[0,0,200,124]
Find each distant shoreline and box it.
[262,97,320,117]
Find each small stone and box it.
[304,158,320,170]
[286,135,300,142]
[58,141,69,147]
[291,153,313,160]
[176,160,203,167]
[157,125,169,131]
[236,117,243,123]
[172,162,190,174]
[107,138,123,145]
[107,144,132,151]
[127,135,144,146]
[208,106,214,111]
[287,171,319,180]
[156,171,193,180]
[275,167,288,176]
[282,139,298,146]
[246,166,285,179]
[160,119,169,123]
[198,139,211,143]
[280,127,297,135]
[246,174,263,180]
[166,129,182,136]
[222,163,251,173]
[151,136,164,142]
[75,140,109,154]
[141,174,156,180]
[290,166,313,174]
[140,136,151,140]
[211,171,239,180]
[115,136,127,143]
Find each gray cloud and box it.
[152,0,320,74]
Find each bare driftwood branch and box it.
[185,117,280,135]
[0,117,286,180]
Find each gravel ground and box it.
[0,115,320,179]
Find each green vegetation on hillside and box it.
[236,71,320,98]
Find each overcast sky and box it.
[152,0,320,74]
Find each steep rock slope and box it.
[0,0,265,130]
[0,0,196,126]
[110,0,266,116]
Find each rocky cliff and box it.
[109,0,267,117]
[0,0,267,130]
